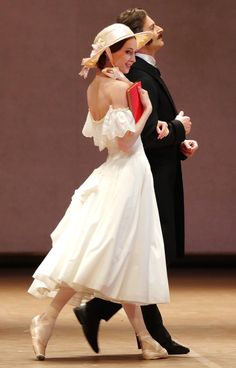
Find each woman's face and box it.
[111,38,137,74]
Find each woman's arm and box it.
[118,88,152,151]
[111,81,152,151]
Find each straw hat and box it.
[79,23,153,78]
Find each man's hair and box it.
[116,8,147,33]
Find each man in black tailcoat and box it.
[74,8,198,355]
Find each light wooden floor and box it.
[0,267,235,368]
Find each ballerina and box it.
[28,23,169,361]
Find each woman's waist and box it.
[108,137,143,154]
[107,142,144,159]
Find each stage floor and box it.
[0,267,235,368]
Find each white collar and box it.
[135,53,156,67]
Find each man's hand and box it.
[156,120,169,139]
[176,110,192,135]
[180,139,198,157]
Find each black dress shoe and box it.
[73,305,100,353]
[162,340,190,355]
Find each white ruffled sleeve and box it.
[102,108,136,140]
[82,107,136,151]
[82,114,93,138]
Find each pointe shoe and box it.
[136,334,190,355]
[138,335,168,360]
[30,314,55,360]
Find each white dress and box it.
[28,106,170,305]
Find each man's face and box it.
[143,15,164,54]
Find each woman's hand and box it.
[139,87,152,115]
[156,121,169,139]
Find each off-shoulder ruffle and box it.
[82,106,136,151]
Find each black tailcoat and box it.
[127,57,186,264]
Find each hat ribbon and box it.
[79,38,107,78]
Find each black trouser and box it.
[85,298,172,345]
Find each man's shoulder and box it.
[128,67,158,94]
[128,65,154,82]
[128,58,157,79]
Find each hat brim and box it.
[82,31,153,68]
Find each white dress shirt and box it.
[135,53,156,67]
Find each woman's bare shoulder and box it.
[109,80,129,108]
[87,77,129,111]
